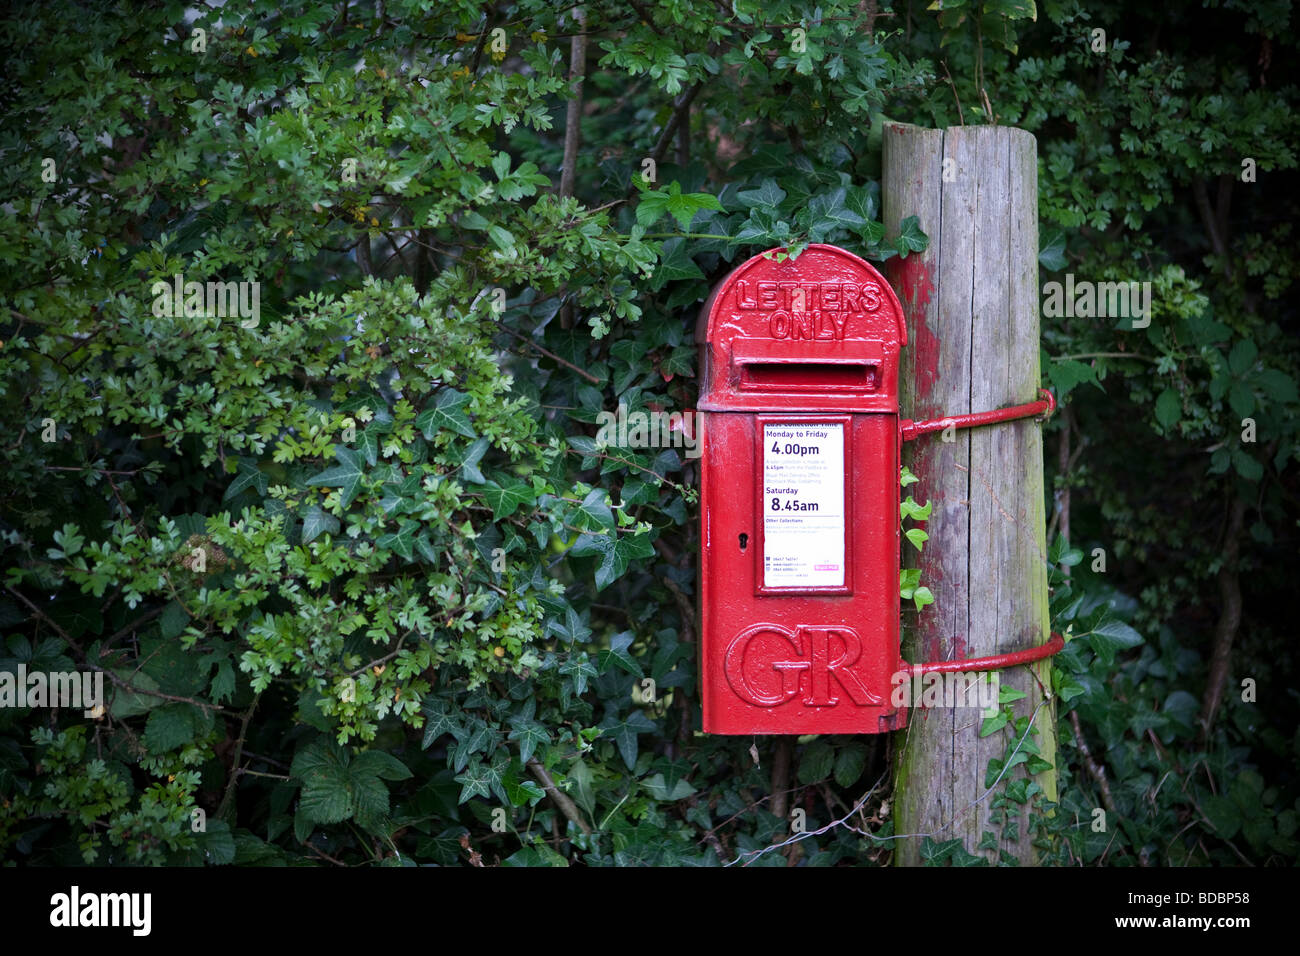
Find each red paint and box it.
[890,257,939,404]
[697,245,908,734]
[697,245,1065,737]
[900,389,1056,442]
[912,633,1066,675]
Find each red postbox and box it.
[696,243,909,734]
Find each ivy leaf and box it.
[567,759,596,817]
[559,652,598,697]
[421,701,462,749]
[1025,755,1055,775]
[652,238,705,284]
[453,757,496,803]
[224,459,268,501]
[909,580,935,614]
[417,388,477,440]
[572,530,653,591]
[644,772,697,801]
[504,774,546,807]
[357,424,381,467]
[806,186,866,240]
[1057,675,1087,702]
[571,531,616,586]
[980,710,1010,737]
[617,531,656,565]
[844,183,878,223]
[919,837,962,864]
[834,744,868,787]
[900,496,932,521]
[598,710,657,769]
[502,844,568,867]
[548,605,592,644]
[737,178,787,211]
[597,631,643,678]
[894,215,928,257]
[307,446,366,508]
[1038,230,1067,271]
[567,434,601,469]
[576,488,615,531]
[454,719,502,772]
[507,719,551,766]
[998,686,1029,704]
[483,480,534,520]
[415,532,439,564]
[301,505,339,544]
[454,436,490,484]
[376,519,419,561]
[454,754,508,804]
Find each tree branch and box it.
[1192,178,1232,279]
[527,757,592,835]
[217,694,261,822]
[1199,491,1246,735]
[628,81,703,200]
[559,6,587,199]
[494,319,602,384]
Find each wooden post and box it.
[882,124,1056,865]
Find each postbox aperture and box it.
[697,244,908,734]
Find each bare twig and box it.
[559,6,587,199]
[1068,710,1118,820]
[527,757,592,835]
[769,737,793,821]
[1199,492,1246,735]
[494,320,602,384]
[5,584,226,714]
[941,60,965,126]
[217,694,261,822]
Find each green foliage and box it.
[898,467,935,612]
[1,0,1294,868]
[0,0,920,867]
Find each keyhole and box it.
[738,533,748,551]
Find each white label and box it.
[762,423,845,588]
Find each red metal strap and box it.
[900,388,1056,442]
[908,632,1065,676]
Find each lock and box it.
[696,244,909,734]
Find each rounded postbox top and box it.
[696,243,906,413]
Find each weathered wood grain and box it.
[884,123,1055,865]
